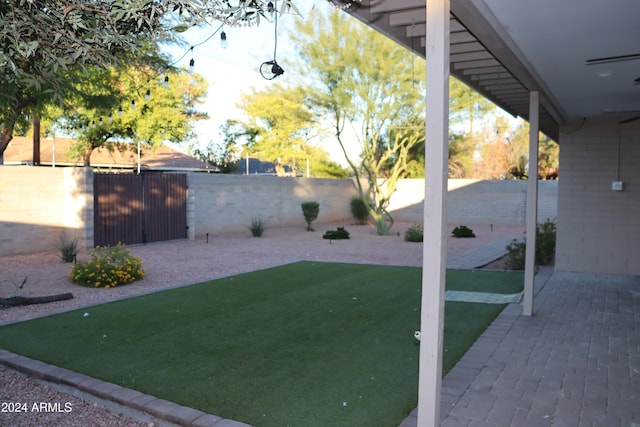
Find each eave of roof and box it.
[343,0,563,140]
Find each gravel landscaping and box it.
[0,221,523,426]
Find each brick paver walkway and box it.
[447,238,514,269]
[401,269,640,426]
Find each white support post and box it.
[418,0,450,425]
[523,91,539,316]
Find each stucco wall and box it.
[1,167,561,257]
[187,174,358,237]
[388,179,558,225]
[0,167,93,256]
[556,117,640,275]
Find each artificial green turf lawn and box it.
[0,262,522,427]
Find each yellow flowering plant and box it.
[69,244,144,288]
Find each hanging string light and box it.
[220,29,228,49]
[260,0,285,80]
[188,46,195,73]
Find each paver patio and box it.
[401,269,640,427]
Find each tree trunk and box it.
[0,127,14,165]
[82,146,93,166]
[33,115,41,166]
[1,293,73,307]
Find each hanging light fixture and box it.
[260,0,285,80]
[188,46,195,73]
[220,30,228,49]
[260,61,284,80]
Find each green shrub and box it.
[505,219,556,270]
[536,219,557,265]
[404,224,423,242]
[301,201,320,231]
[55,232,79,263]
[452,225,475,238]
[350,197,369,224]
[69,244,144,288]
[249,218,266,237]
[322,227,350,240]
[504,239,526,270]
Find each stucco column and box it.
[418,0,450,425]
[523,91,539,316]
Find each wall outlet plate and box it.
[611,181,624,191]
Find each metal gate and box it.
[93,173,187,247]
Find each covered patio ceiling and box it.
[342,0,640,141]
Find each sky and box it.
[162,0,338,157]
[161,1,521,166]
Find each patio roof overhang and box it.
[342,0,640,142]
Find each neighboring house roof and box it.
[3,136,218,172]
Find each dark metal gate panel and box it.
[94,174,143,246]
[93,173,187,247]
[144,174,187,243]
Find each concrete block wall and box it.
[1,167,560,257]
[0,166,93,256]
[187,174,358,237]
[387,179,558,226]
[556,117,640,275]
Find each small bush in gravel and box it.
[248,218,266,237]
[404,224,423,242]
[69,244,144,288]
[55,232,79,263]
[322,227,350,240]
[301,201,320,231]
[452,225,475,238]
[350,197,369,224]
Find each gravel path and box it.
[0,222,523,426]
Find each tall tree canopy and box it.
[217,85,348,178]
[0,0,205,161]
[289,7,426,234]
[240,84,316,176]
[46,64,208,166]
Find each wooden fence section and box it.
[93,173,187,247]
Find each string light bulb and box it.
[188,47,195,73]
[220,31,228,49]
[145,89,151,101]
[118,105,123,117]
[131,99,136,110]
[164,76,169,88]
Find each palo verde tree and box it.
[48,63,208,166]
[290,8,426,234]
[0,0,206,163]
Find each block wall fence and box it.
[0,166,558,257]
[555,117,640,275]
